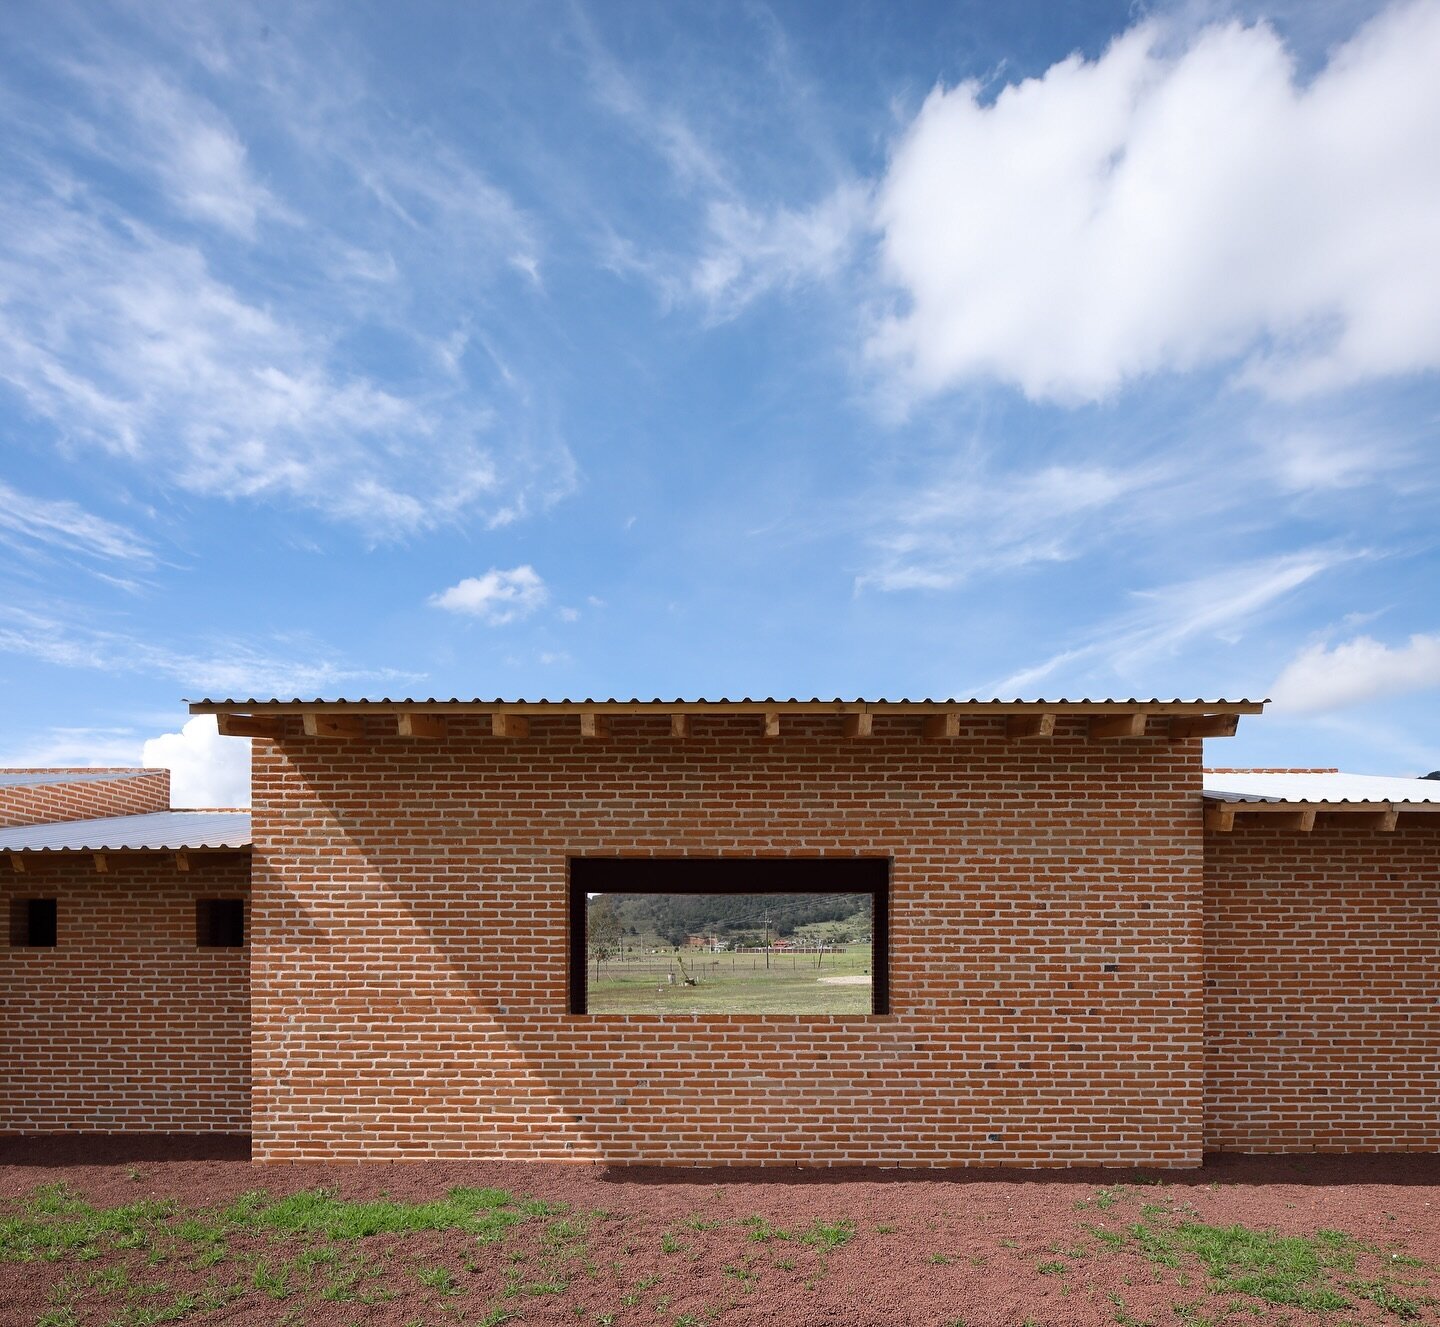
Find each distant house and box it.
[684,932,721,950]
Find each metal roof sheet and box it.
[0,769,155,789]
[190,695,1263,710]
[0,810,251,853]
[1203,771,1440,805]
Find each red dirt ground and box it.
[1,1139,1437,1327]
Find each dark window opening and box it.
[569,858,889,1015]
[196,898,245,948]
[9,897,57,948]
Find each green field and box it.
[585,943,874,1014]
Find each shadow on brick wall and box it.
[0,1134,252,1166]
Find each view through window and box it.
[569,858,888,1015]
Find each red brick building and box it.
[3,699,1436,1166]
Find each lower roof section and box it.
[0,810,251,854]
[1203,771,1440,804]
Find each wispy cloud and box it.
[856,459,1155,592]
[981,549,1351,697]
[0,16,572,540]
[0,479,152,564]
[60,59,291,239]
[0,603,419,698]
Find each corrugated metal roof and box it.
[0,811,251,853]
[0,770,154,789]
[1203,771,1440,805]
[189,695,1264,710]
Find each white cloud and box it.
[142,714,250,808]
[0,480,152,564]
[430,566,549,624]
[1270,632,1440,713]
[871,1,1440,402]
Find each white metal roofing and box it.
[1203,771,1440,805]
[0,770,154,789]
[0,810,251,853]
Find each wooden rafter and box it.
[922,713,960,740]
[1205,803,1237,832]
[762,711,781,739]
[175,851,191,871]
[302,715,364,739]
[7,852,24,873]
[841,712,873,738]
[492,713,529,739]
[1089,713,1149,740]
[216,714,284,739]
[93,853,108,873]
[397,714,447,739]
[1006,713,1056,739]
[579,712,609,739]
[1168,715,1240,740]
[669,714,690,739]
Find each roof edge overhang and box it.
[188,696,1263,744]
[1203,796,1438,833]
[189,697,1265,715]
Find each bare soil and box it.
[1,1138,1437,1327]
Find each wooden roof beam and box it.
[1168,714,1240,740]
[1006,713,1056,739]
[1205,803,1237,832]
[762,711,780,739]
[8,852,23,873]
[93,853,108,873]
[922,713,959,740]
[670,714,690,739]
[175,851,191,871]
[216,714,285,739]
[579,712,609,739]
[302,715,364,739]
[841,712,873,738]
[1088,713,1149,740]
[492,712,529,739]
[397,714,447,739]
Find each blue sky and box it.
[1,0,1437,804]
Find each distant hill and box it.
[590,892,870,948]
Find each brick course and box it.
[1203,819,1440,1153]
[0,853,250,1133]
[0,770,170,829]
[250,714,1206,1166]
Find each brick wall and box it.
[251,715,1205,1166]
[1204,819,1440,1152]
[0,853,251,1133]
[0,770,171,828]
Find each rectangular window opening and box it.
[196,898,245,948]
[9,897,57,948]
[569,858,889,1015]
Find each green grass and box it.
[587,943,874,1014]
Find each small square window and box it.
[196,898,245,948]
[9,897,57,948]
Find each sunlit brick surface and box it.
[250,715,1206,1166]
[1203,821,1440,1153]
[0,770,170,829]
